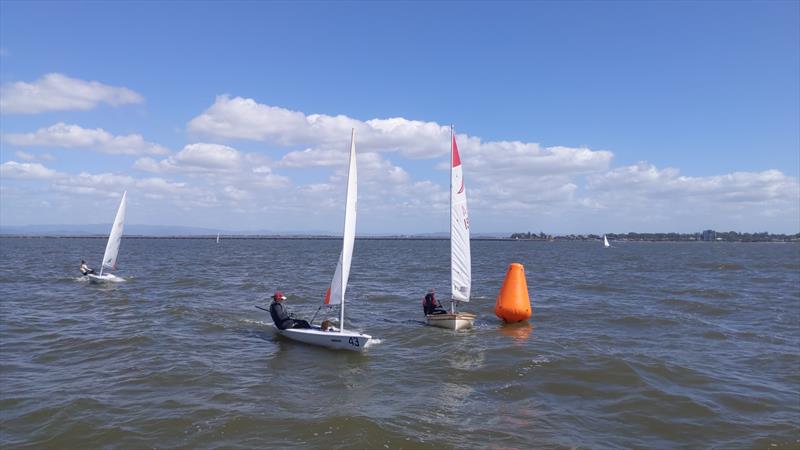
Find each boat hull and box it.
[278,327,372,352]
[426,312,476,330]
[87,273,125,284]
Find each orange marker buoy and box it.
[495,262,532,322]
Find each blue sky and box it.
[1,1,798,234]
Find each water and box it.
[0,237,798,449]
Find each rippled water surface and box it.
[1,237,798,449]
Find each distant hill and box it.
[0,224,512,238]
[0,224,332,236]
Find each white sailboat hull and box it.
[87,273,125,284]
[278,327,372,352]
[426,312,476,330]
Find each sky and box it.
[1,1,798,234]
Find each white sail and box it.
[326,129,357,329]
[450,131,471,302]
[216,233,220,244]
[101,191,127,272]
[603,234,610,248]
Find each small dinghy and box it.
[87,191,127,284]
[275,130,372,352]
[426,127,475,331]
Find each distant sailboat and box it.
[216,233,220,244]
[88,191,127,284]
[274,129,372,351]
[426,127,476,330]
[603,234,610,248]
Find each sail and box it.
[450,132,471,302]
[326,129,357,308]
[101,191,127,271]
[603,235,610,248]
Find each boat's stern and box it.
[426,312,476,330]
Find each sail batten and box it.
[326,130,358,329]
[450,131,471,302]
[101,191,127,272]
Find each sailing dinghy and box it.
[87,191,127,284]
[276,130,372,352]
[603,234,610,248]
[426,128,476,331]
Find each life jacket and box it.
[423,293,437,314]
[269,301,293,330]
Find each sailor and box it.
[269,291,311,330]
[423,288,448,315]
[80,259,95,275]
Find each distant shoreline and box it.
[1,234,797,242]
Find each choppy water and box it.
[0,237,798,449]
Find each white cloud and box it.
[135,143,247,173]
[188,95,453,159]
[4,123,169,155]
[0,73,143,114]
[579,163,800,230]
[278,148,349,168]
[14,151,35,161]
[587,163,799,204]
[0,161,62,180]
[190,96,613,183]
[134,142,290,194]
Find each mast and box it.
[450,125,456,315]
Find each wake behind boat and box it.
[87,191,128,284]
[268,130,372,352]
[426,127,475,331]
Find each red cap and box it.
[273,291,287,300]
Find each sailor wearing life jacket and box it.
[423,288,447,315]
[80,260,95,275]
[269,291,311,330]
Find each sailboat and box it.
[426,128,476,331]
[87,191,127,284]
[275,129,372,352]
[603,234,610,248]
[216,233,220,244]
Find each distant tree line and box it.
[509,231,800,242]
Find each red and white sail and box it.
[326,130,358,329]
[450,131,471,302]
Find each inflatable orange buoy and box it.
[495,263,532,322]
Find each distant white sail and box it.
[450,132,471,302]
[603,234,610,248]
[216,233,220,244]
[326,129,358,322]
[101,191,127,271]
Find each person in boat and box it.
[80,259,95,275]
[320,319,336,332]
[269,291,311,330]
[423,288,448,315]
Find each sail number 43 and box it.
[348,337,360,347]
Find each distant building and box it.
[701,229,716,241]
